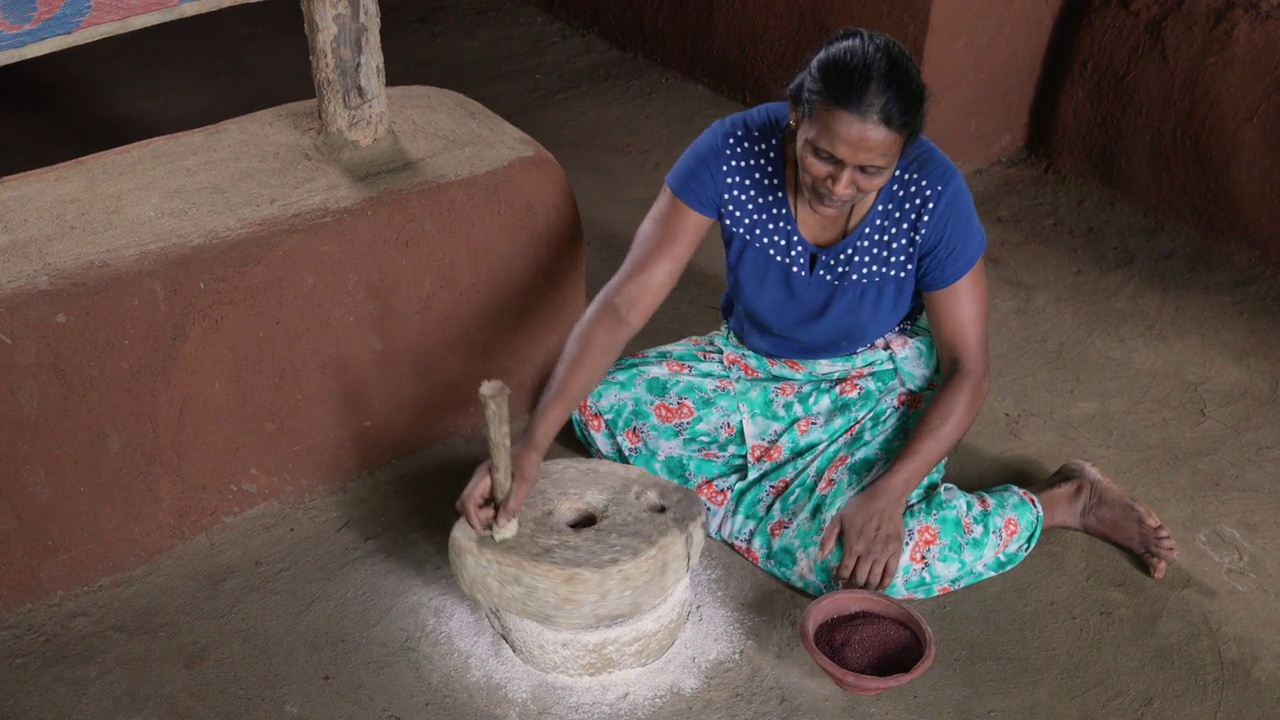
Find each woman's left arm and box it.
[819,258,991,590]
[870,257,992,506]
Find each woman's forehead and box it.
[804,108,902,166]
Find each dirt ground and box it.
[2,0,1278,718]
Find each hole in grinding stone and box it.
[636,488,667,514]
[565,511,599,530]
[555,498,606,530]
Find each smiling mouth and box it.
[813,192,854,209]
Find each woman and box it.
[456,29,1179,598]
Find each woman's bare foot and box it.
[1034,460,1179,579]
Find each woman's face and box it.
[791,105,905,220]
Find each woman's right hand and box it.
[455,444,544,535]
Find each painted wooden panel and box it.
[0,0,268,65]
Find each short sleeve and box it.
[664,120,724,219]
[914,174,987,293]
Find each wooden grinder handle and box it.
[478,380,517,540]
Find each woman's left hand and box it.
[818,487,906,592]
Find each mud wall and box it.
[530,0,1276,262]
[1034,1,1280,264]
[531,0,931,106]
[920,0,1063,167]
[528,0,1064,167]
[0,87,585,613]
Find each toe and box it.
[1144,554,1167,580]
[1149,528,1178,559]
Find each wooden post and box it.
[300,0,389,147]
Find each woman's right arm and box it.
[456,184,715,533]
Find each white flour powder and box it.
[421,560,746,719]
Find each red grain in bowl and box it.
[813,611,925,676]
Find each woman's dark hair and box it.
[787,28,928,147]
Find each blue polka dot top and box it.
[665,102,987,360]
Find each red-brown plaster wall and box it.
[530,0,932,107]
[1034,0,1280,264]
[0,152,584,613]
[528,0,1064,167]
[921,0,1065,168]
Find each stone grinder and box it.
[448,381,707,677]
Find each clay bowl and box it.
[799,589,935,696]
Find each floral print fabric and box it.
[571,317,1043,599]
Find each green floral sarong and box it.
[571,317,1043,599]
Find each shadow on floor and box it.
[335,422,591,582]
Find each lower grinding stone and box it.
[449,458,706,628]
[484,576,693,677]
